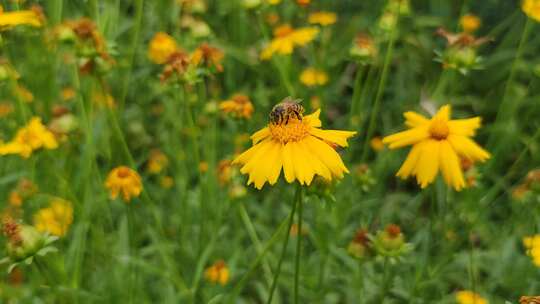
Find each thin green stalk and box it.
[266,186,301,304]
[237,203,274,285]
[489,17,532,147]
[294,187,304,304]
[349,65,366,126]
[361,13,400,163]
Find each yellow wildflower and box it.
[296,0,310,6]
[148,32,178,64]
[219,94,254,119]
[382,105,490,191]
[460,14,481,33]
[268,0,281,4]
[0,117,58,158]
[0,102,14,118]
[191,43,224,72]
[370,137,385,151]
[33,199,73,237]
[9,191,22,207]
[205,260,230,286]
[105,166,143,202]
[523,235,540,266]
[308,11,337,26]
[160,176,174,189]
[232,97,356,189]
[456,291,488,304]
[217,159,233,186]
[61,87,76,101]
[260,24,319,60]
[0,8,42,29]
[300,68,328,87]
[146,149,169,174]
[522,0,540,21]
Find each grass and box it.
[0,0,540,303]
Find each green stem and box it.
[361,11,400,163]
[294,186,304,304]
[266,185,301,304]
[349,64,366,126]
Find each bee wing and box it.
[281,96,303,104]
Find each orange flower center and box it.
[117,167,131,178]
[274,25,294,37]
[269,118,310,144]
[429,119,449,140]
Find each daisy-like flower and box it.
[33,199,73,237]
[232,97,356,189]
[460,14,481,33]
[204,260,230,286]
[456,291,488,304]
[146,149,169,174]
[523,235,540,266]
[148,32,178,64]
[0,117,58,158]
[260,24,319,60]
[522,0,540,22]
[105,166,143,202]
[219,94,254,119]
[0,7,42,29]
[300,68,328,87]
[308,11,337,26]
[382,105,490,191]
[191,43,224,72]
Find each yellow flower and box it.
[522,0,540,22]
[308,11,337,26]
[0,9,42,29]
[456,291,488,304]
[300,68,328,87]
[61,87,76,101]
[296,0,310,6]
[260,25,319,60]
[33,199,73,237]
[460,14,481,33]
[160,176,174,189]
[147,32,178,64]
[105,166,143,202]
[191,43,224,72]
[146,149,169,174]
[382,105,490,191]
[205,260,230,285]
[219,94,254,119]
[370,137,385,151]
[232,99,356,189]
[0,117,58,158]
[523,235,540,266]
[267,0,281,4]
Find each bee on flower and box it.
[300,68,328,87]
[204,260,230,286]
[147,32,178,64]
[382,105,490,191]
[232,97,356,189]
[0,117,59,158]
[455,291,488,304]
[522,0,540,22]
[308,11,337,27]
[33,199,73,237]
[219,94,254,119]
[260,24,319,60]
[105,166,143,203]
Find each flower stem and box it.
[294,186,304,304]
[266,185,300,304]
[361,10,400,163]
[349,64,366,127]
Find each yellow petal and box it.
[305,136,348,179]
[447,117,481,137]
[232,139,266,165]
[298,140,332,181]
[382,126,429,149]
[414,139,440,188]
[439,141,465,191]
[251,127,270,144]
[304,109,322,127]
[309,128,356,147]
[404,111,429,128]
[447,135,490,162]
[396,142,424,179]
[266,142,283,185]
[433,104,451,121]
[282,143,296,183]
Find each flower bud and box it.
[6,224,46,262]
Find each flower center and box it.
[269,118,310,144]
[429,119,449,140]
[117,167,131,178]
[274,25,294,38]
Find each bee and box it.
[269,97,304,125]
[520,296,540,304]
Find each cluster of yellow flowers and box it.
[260,24,319,60]
[219,94,255,119]
[34,199,73,237]
[204,260,230,286]
[300,68,328,87]
[0,117,58,158]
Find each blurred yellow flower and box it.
[34,199,73,237]
[233,98,356,189]
[370,137,385,151]
[218,159,233,185]
[61,87,76,101]
[522,0,540,21]
[160,176,174,189]
[456,291,488,304]
[0,102,14,118]
[383,105,490,191]
[300,68,328,87]
[9,191,22,207]
[523,235,540,266]
[308,11,337,26]
[205,260,229,285]
[146,149,169,174]
[199,161,209,173]
[219,94,254,119]
[268,0,281,4]
[260,24,319,60]
[0,9,42,29]
[105,166,143,202]
[0,117,58,158]
[296,0,310,6]
[148,32,178,64]
[191,43,224,72]
[460,14,481,33]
